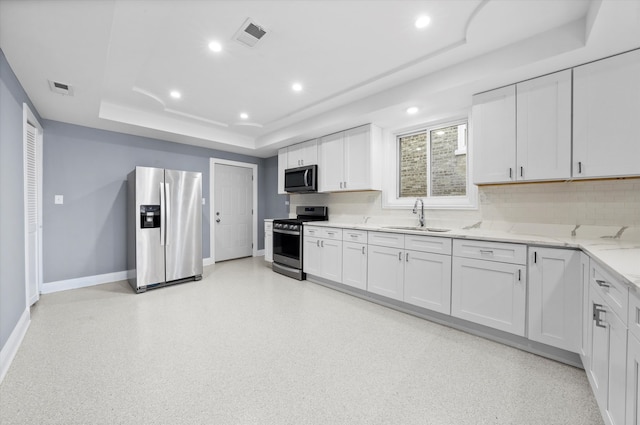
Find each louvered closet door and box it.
[25,122,40,305]
[24,123,40,305]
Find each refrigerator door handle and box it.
[160,182,166,246]
[165,183,171,246]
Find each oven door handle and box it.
[273,228,301,236]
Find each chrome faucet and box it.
[413,198,425,227]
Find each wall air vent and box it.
[234,18,267,47]
[48,80,74,96]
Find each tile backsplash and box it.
[290,178,640,227]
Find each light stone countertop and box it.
[303,221,640,290]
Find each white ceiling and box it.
[1,0,639,157]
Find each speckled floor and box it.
[1,256,603,425]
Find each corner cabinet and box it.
[573,49,640,179]
[318,124,382,192]
[527,247,581,353]
[472,69,571,184]
[451,239,527,336]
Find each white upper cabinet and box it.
[287,139,317,168]
[472,85,516,184]
[473,70,572,185]
[318,124,382,192]
[573,49,640,179]
[516,70,572,181]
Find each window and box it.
[383,118,477,210]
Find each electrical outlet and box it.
[54,195,64,205]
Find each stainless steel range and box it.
[272,206,328,280]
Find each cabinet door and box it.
[472,85,516,184]
[573,49,640,178]
[303,237,321,277]
[627,334,640,425]
[277,148,287,194]
[528,248,581,352]
[581,253,591,365]
[287,140,318,168]
[367,245,404,301]
[589,284,610,415]
[320,239,342,282]
[516,70,571,181]
[343,125,371,191]
[608,304,628,425]
[451,257,526,336]
[404,250,452,314]
[264,233,273,262]
[318,131,344,192]
[343,242,367,290]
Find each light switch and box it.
[54,195,64,205]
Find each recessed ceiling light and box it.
[292,82,303,92]
[415,15,431,29]
[240,112,249,120]
[170,90,181,99]
[406,106,419,115]
[208,41,222,52]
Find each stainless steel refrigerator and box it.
[127,166,203,293]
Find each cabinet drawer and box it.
[321,228,343,240]
[629,291,640,342]
[405,235,452,255]
[368,231,404,249]
[453,239,526,265]
[343,229,367,244]
[304,226,322,237]
[591,261,628,325]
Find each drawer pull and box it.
[350,234,358,238]
[595,279,610,288]
[362,246,365,255]
[479,249,494,256]
[398,252,402,261]
[406,253,409,262]
[518,269,521,281]
[316,240,320,247]
[593,304,606,328]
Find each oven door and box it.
[273,227,302,269]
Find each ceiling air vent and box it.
[234,18,267,47]
[48,80,74,96]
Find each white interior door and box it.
[214,164,253,262]
[24,108,43,306]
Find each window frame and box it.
[382,116,478,210]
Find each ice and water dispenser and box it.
[140,205,161,228]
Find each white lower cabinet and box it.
[342,229,368,290]
[627,333,640,425]
[264,220,273,263]
[451,240,527,336]
[367,244,404,300]
[367,232,452,313]
[403,250,452,314]
[528,247,581,353]
[587,260,629,425]
[303,227,342,282]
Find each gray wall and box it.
[263,156,290,219]
[42,120,274,282]
[0,49,40,352]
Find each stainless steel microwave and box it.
[284,164,317,193]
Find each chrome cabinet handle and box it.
[398,252,402,261]
[578,161,582,174]
[593,304,606,328]
[406,253,409,262]
[340,182,343,189]
[480,249,494,256]
[344,181,347,189]
[596,279,610,288]
[316,240,320,247]
[362,246,365,255]
[321,240,324,248]
[509,168,512,179]
[520,166,523,177]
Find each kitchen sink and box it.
[383,226,450,233]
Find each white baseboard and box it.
[203,257,215,267]
[0,308,30,384]
[256,249,265,256]
[41,270,128,294]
